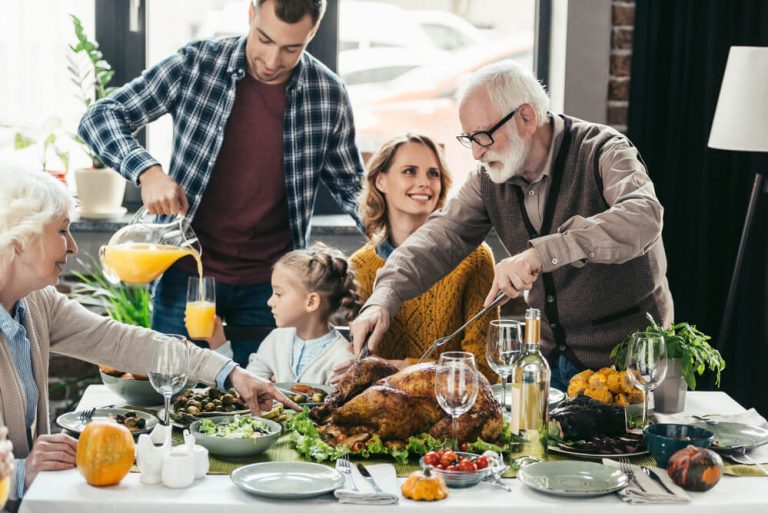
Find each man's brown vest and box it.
[480,115,674,369]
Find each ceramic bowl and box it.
[418,452,493,488]
[643,423,714,468]
[100,370,164,406]
[190,415,282,459]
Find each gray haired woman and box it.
[0,166,296,507]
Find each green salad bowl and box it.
[190,415,282,459]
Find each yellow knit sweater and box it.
[351,242,498,381]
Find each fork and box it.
[78,407,96,423]
[337,453,359,491]
[729,447,768,475]
[619,458,645,492]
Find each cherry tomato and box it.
[475,456,490,469]
[446,464,461,472]
[458,459,477,472]
[440,450,458,467]
[460,442,470,452]
[352,441,365,453]
[423,451,440,467]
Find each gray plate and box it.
[519,460,628,497]
[693,422,768,452]
[275,382,333,407]
[548,445,649,460]
[231,462,345,499]
[55,407,158,435]
[492,384,565,408]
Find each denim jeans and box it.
[151,265,275,367]
[550,354,583,392]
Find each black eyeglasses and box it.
[456,108,518,149]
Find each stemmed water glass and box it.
[626,333,668,427]
[435,351,480,450]
[485,320,523,418]
[148,333,190,425]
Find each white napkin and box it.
[334,462,399,505]
[654,408,768,463]
[603,459,690,504]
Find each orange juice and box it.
[100,243,202,284]
[185,301,216,338]
[0,475,9,509]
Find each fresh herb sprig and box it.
[610,313,725,390]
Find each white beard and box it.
[479,125,531,184]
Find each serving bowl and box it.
[418,451,492,488]
[190,415,282,459]
[100,370,163,406]
[644,423,714,468]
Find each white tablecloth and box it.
[19,388,768,513]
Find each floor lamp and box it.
[708,46,768,348]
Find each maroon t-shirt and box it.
[178,74,293,284]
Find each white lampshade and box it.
[708,46,768,152]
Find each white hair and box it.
[457,60,551,127]
[0,164,76,264]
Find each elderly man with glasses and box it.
[349,60,673,390]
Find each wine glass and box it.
[435,351,480,450]
[485,320,523,418]
[148,334,190,425]
[626,333,668,427]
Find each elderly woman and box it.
[0,166,296,505]
[334,133,497,381]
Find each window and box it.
[0,1,96,182]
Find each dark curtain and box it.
[628,0,768,416]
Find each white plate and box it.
[492,384,565,408]
[77,206,128,219]
[548,445,649,460]
[519,460,628,497]
[231,462,345,499]
[56,407,157,435]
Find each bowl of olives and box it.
[170,387,249,426]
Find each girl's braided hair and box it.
[276,243,361,324]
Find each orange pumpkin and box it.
[667,445,723,491]
[76,421,135,486]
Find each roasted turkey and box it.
[311,357,503,444]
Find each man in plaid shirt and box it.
[79,0,364,366]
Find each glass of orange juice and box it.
[0,426,12,509]
[185,277,216,338]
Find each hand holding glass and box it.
[626,333,667,427]
[435,351,480,450]
[186,276,215,338]
[148,334,190,425]
[486,320,522,417]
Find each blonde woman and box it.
[334,133,497,381]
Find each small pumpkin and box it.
[76,421,135,487]
[401,466,448,501]
[667,445,723,491]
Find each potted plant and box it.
[68,14,126,217]
[610,313,725,413]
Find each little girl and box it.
[206,244,360,385]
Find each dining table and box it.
[18,386,768,513]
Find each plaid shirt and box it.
[78,36,364,249]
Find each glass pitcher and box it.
[99,207,202,285]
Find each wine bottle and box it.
[510,308,551,459]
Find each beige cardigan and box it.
[0,286,231,459]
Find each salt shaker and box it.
[171,430,209,480]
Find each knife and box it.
[356,463,383,493]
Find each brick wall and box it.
[608,1,635,133]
